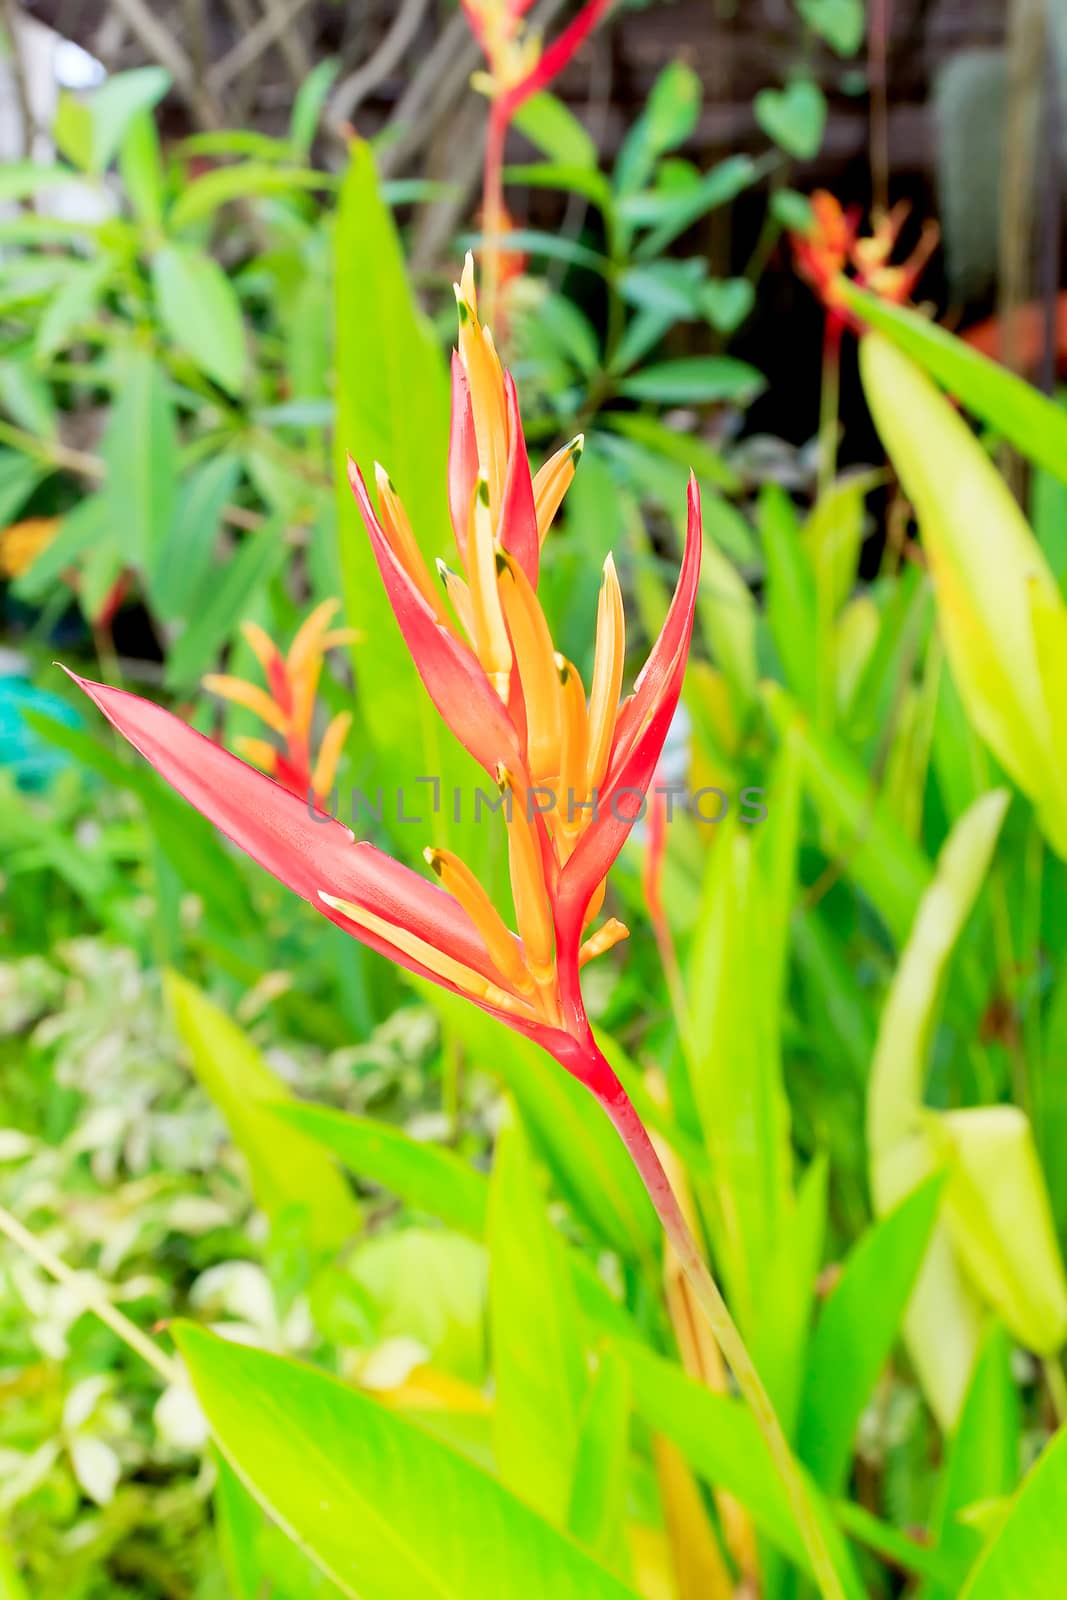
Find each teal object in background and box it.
[0,655,82,790]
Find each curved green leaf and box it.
[174,1324,641,1600]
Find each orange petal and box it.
[532,434,582,545]
[202,673,289,735]
[312,711,351,801]
[424,846,533,995]
[584,553,626,795]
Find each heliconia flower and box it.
[66,253,701,1095]
[64,269,852,1595]
[463,0,616,319]
[202,600,359,809]
[793,189,939,327]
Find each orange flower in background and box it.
[793,188,939,323]
[203,599,358,809]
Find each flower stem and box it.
[596,1070,849,1600]
[0,1203,179,1388]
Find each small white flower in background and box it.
[154,1383,208,1452]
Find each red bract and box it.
[66,255,701,1092]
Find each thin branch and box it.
[108,0,221,127]
[207,0,317,94]
[1,0,36,157]
[330,0,431,125]
[0,1204,179,1388]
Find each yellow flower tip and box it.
[468,475,513,697]
[202,673,291,735]
[423,843,536,998]
[460,250,478,314]
[312,710,351,801]
[233,736,279,774]
[240,619,282,677]
[317,889,539,1017]
[579,918,630,968]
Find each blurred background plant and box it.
[3,1,1067,1597]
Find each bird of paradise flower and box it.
[66,255,848,1600]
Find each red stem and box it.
[578,1039,848,1600]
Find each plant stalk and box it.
[0,1204,179,1387]
[594,1066,849,1600]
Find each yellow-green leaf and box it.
[165,972,359,1252]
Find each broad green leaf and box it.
[53,92,92,169]
[632,155,760,260]
[347,1228,486,1381]
[861,333,1067,859]
[118,109,165,229]
[618,261,703,319]
[149,452,241,621]
[434,994,658,1264]
[764,683,932,944]
[101,347,177,575]
[686,804,794,1328]
[620,1341,864,1596]
[754,80,827,159]
[700,276,755,333]
[163,521,286,689]
[34,255,114,361]
[803,470,878,617]
[501,162,613,212]
[174,1323,641,1600]
[86,66,170,172]
[0,162,81,203]
[602,412,739,493]
[797,0,865,55]
[165,972,360,1251]
[843,283,1067,485]
[697,536,757,712]
[269,1101,488,1237]
[927,1107,1067,1354]
[0,358,57,438]
[151,243,247,394]
[867,789,1010,1428]
[798,1176,944,1491]
[290,58,341,160]
[215,1450,346,1598]
[567,1352,632,1577]
[645,62,702,153]
[760,484,819,711]
[0,1538,27,1600]
[512,92,598,169]
[333,140,481,859]
[0,451,45,528]
[170,164,335,230]
[12,492,104,603]
[489,1117,587,1521]
[619,356,765,405]
[923,1326,1020,1600]
[959,1425,1067,1599]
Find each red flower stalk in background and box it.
[461,0,615,321]
[67,257,848,1600]
[793,189,938,495]
[202,599,358,810]
[793,188,939,333]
